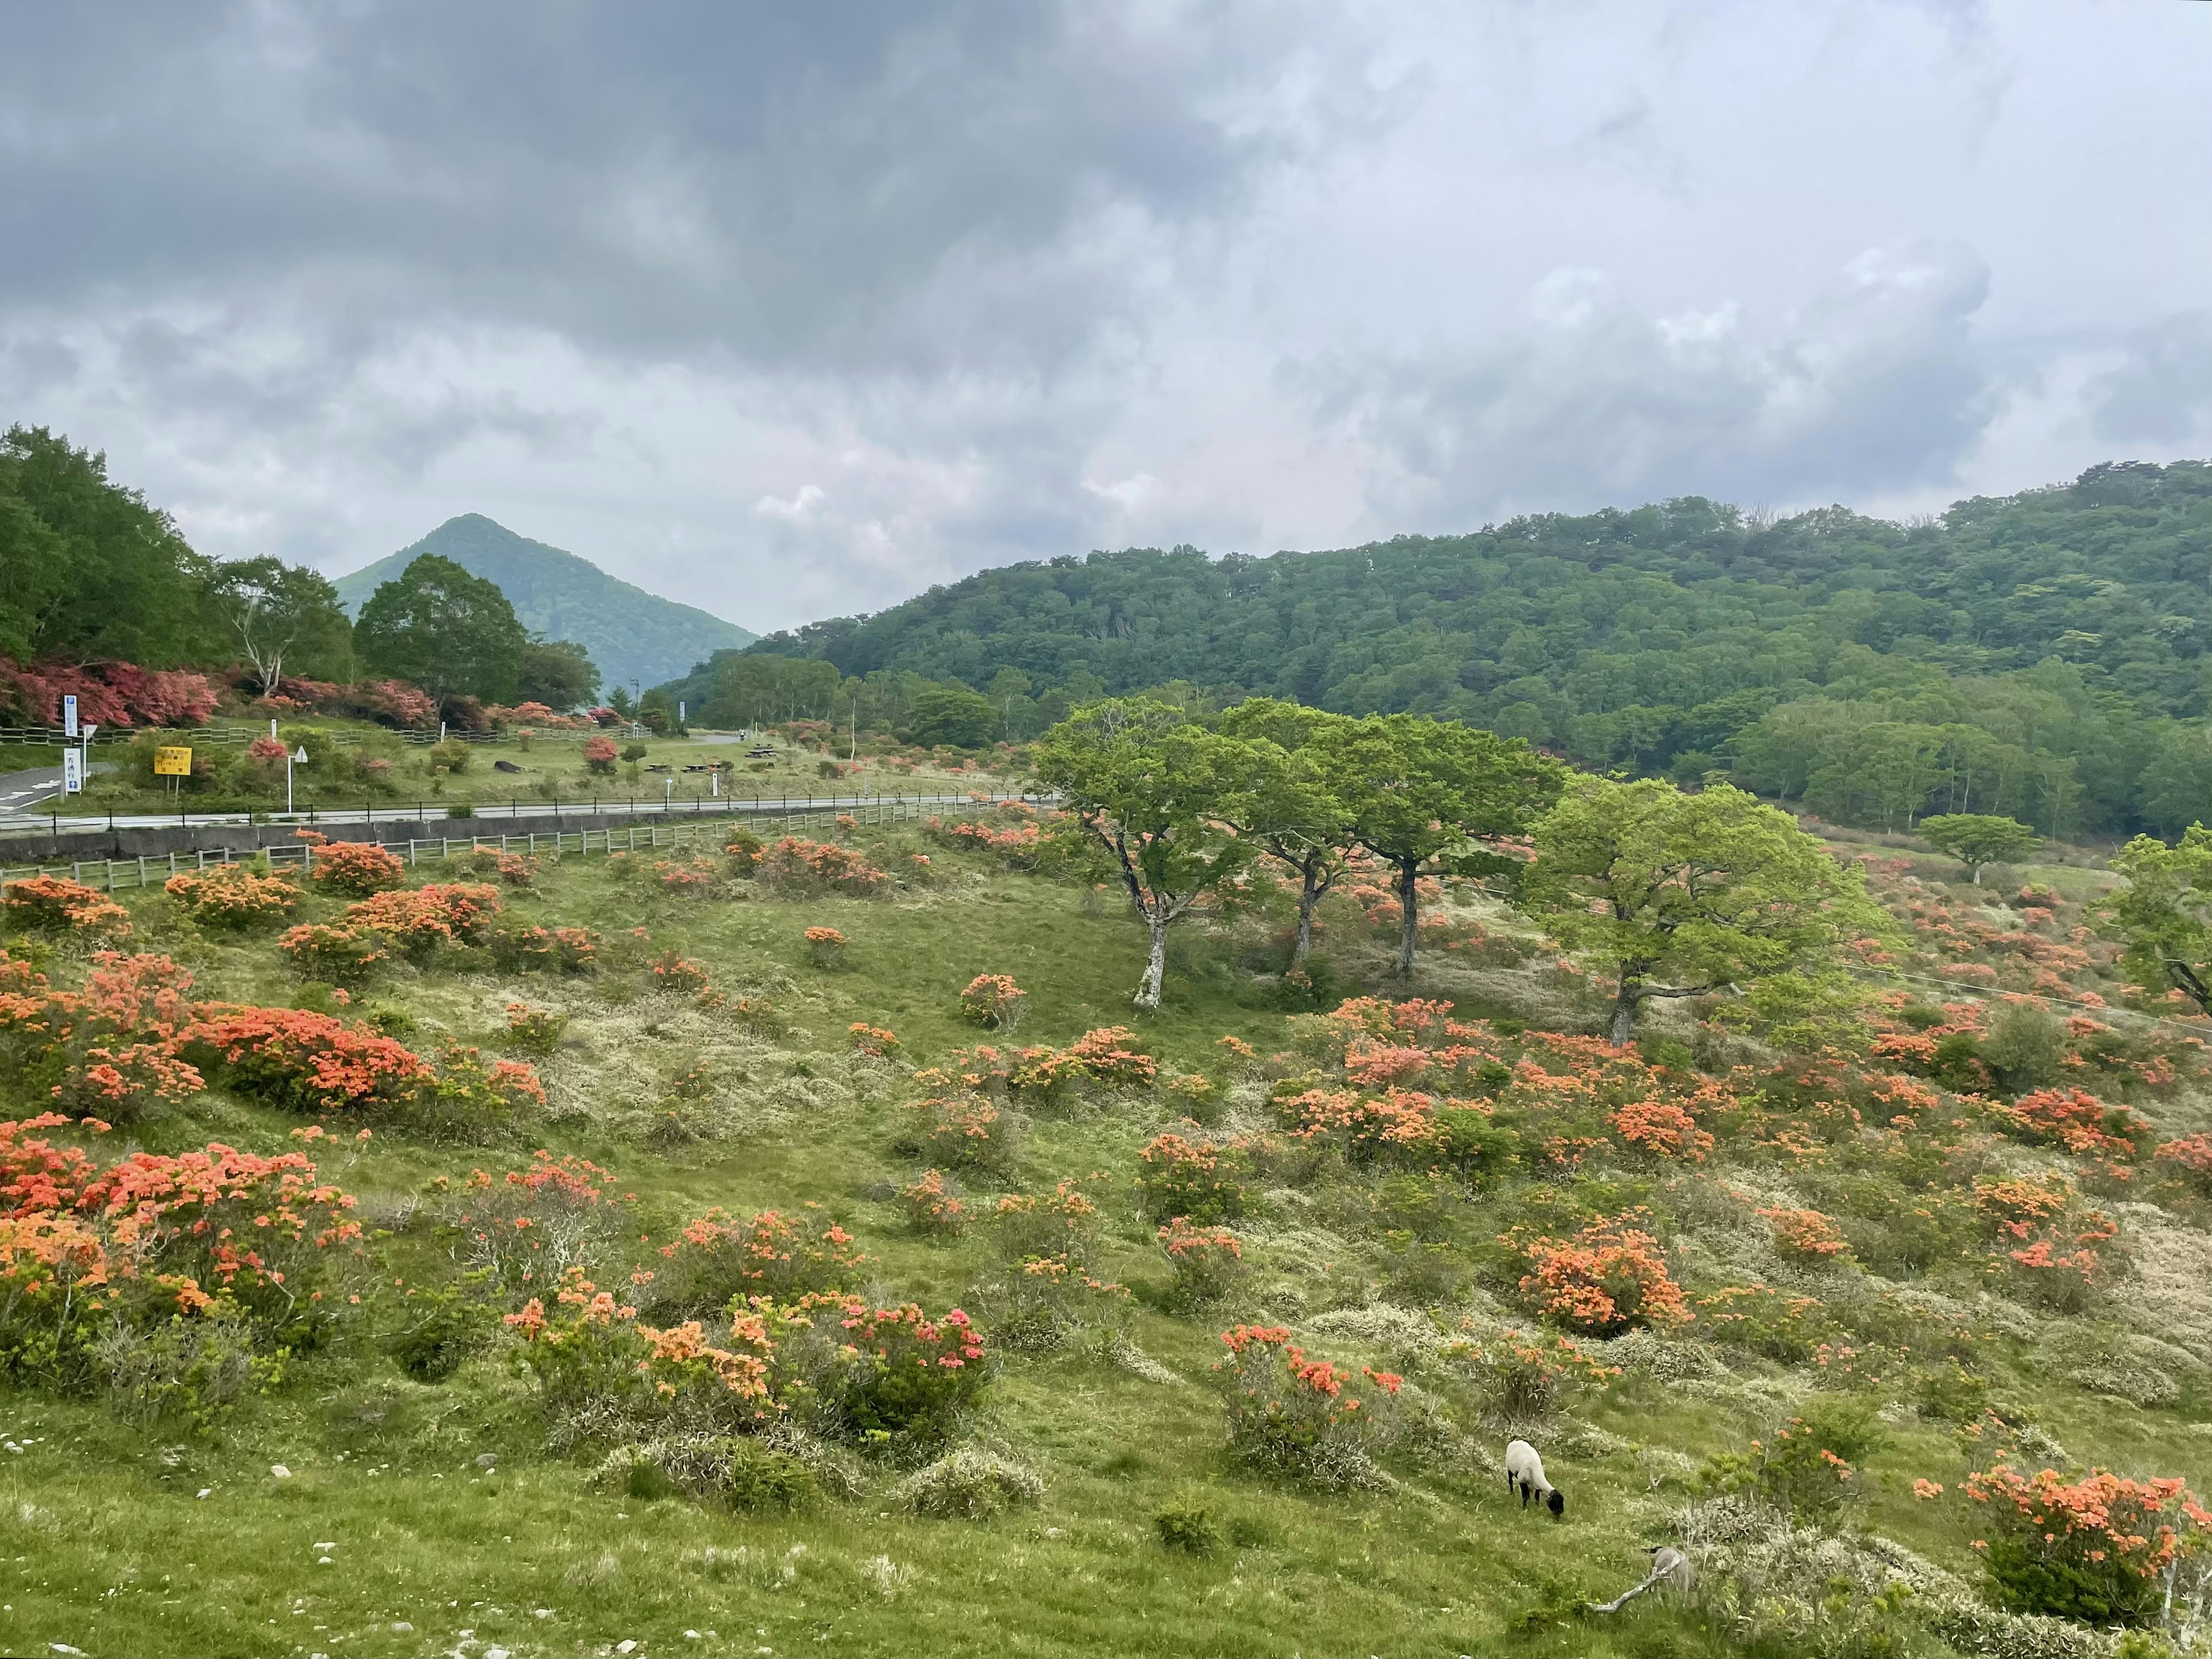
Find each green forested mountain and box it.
[730,460,2212,840]
[336,515,755,693]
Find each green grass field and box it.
[2,817,2209,1657]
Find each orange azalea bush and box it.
[1215,1324,1401,1488]
[163,864,298,929]
[656,1204,866,1306]
[1965,1463,2212,1625]
[804,926,846,968]
[2,876,129,939]
[342,883,501,961]
[902,1093,1016,1173]
[306,840,404,897]
[987,1179,1101,1268]
[757,837,887,898]
[1505,1211,1691,1336]
[276,922,388,985]
[647,952,709,994]
[653,858,720,897]
[1440,1326,1618,1418]
[1158,1218,1244,1309]
[900,1168,967,1236]
[1971,1173,2116,1310]
[1993,1086,2145,1161]
[181,1006,432,1115]
[487,922,599,974]
[1278,1084,1442,1164]
[0,1112,362,1383]
[1758,1206,1851,1262]
[503,1003,569,1056]
[2154,1132,2212,1192]
[1135,1131,1249,1224]
[847,1022,899,1056]
[959,973,1027,1031]
[440,1152,619,1288]
[1059,1026,1156,1088]
[1610,1099,1714,1161]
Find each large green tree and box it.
[355,554,527,709]
[206,556,353,692]
[1218,698,1358,970]
[905,686,999,750]
[0,425,214,666]
[1520,778,1884,1044]
[1918,813,2041,884]
[2105,826,2212,1015]
[516,637,600,710]
[1317,713,1565,975]
[1031,699,1253,1011]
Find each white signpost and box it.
[60,749,84,795]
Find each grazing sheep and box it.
[1504,1439,1563,1517]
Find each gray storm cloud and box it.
[0,0,2206,631]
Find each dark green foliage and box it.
[1435,1107,1521,1185]
[717,1440,819,1513]
[1153,1491,1223,1555]
[1983,1536,2161,1628]
[357,554,528,708]
[903,686,998,749]
[383,1280,494,1382]
[737,461,2212,836]
[0,425,218,668]
[516,637,600,710]
[334,514,752,691]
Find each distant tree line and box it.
[725,461,2212,838]
[0,425,603,717]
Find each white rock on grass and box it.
[270,1465,291,1479]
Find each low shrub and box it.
[1158,1218,1245,1310]
[1135,1132,1248,1224]
[986,1180,1101,1268]
[445,1154,622,1291]
[163,865,298,929]
[653,858,721,897]
[342,883,502,962]
[647,952,709,994]
[1153,1491,1224,1555]
[1699,1397,1884,1522]
[306,840,405,896]
[1964,1463,2212,1626]
[724,830,763,875]
[848,1022,900,1058]
[807,1301,988,1446]
[596,1436,819,1513]
[276,923,387,985]
[976,1253,1128,1354]
[1441,1327,1618,1419]
[503,1003,569,1055]
[654,1205,867,1310]
[959,974,1026,1031]
[2,876,130,939]
[487,923,600,974]
[900,1169,968,1236]
[900,1094,1017,1173]
[757,838,887,898]
[1758,1206,1851,1263]
[181,1006,431,1114]
[1214,1325,1398,1490]
[1504,1211,1692,1337]
[804,926,846,968]
[895,1448,1043,1518]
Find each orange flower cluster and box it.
[899,1168,967,1235]
[647,952,709,993]
[1966,1463,2212,1586]
[959,973,1027,1029]
[652,858,720,896]
[164,865,298,929]
[906,1093,1009,1169]
[305,840,405,897]
[658,1205,866,1300]
[1611,1099,1715,1161]
[1506,1211,1692,1336]
[181,1006,431,1114]
[757,837,888,897]
[1135,1131,1250,1224]
[1758,1206,1850,1261]
[2,876,130,938]
[1993,1086,2144,1161]
[847,1022,899,1056]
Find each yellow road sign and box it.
[153,745,193,777]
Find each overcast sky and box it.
[3,1,2207,633]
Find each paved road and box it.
[0,763,114,816]
[0,790,1037,838]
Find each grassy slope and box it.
[5,831,2212,1657]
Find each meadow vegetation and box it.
[6,728,2212,1659]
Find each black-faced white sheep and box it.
[1504,1438,1564,1517]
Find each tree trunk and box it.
[1608,979,1642,1047]
[1394,857,1419,977]
[1134,912,1170,1012]
[1291,859,1321,969]
[1971,862,1982,885]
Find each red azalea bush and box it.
[848,1022,900,1057]
[1504,1211,1692,1336]
[1610,1099,1715,1161]
[582,734,619,774]
[342,883,502,961]
[1060,1026,1156,1088]
[440,1153,620,1289]
[163,865,298,929]
[0,658,215,729]
[306,841,405,897]
[2,877,130,940]
[1215,1324,1400,1488]
[1965,1463,2212,1625]
[756,838,888,898]
[647,952,709,994]
[811,1300,988,1444]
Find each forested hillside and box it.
[731,460,2212,839]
